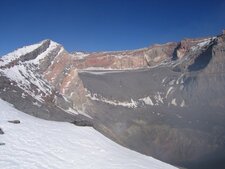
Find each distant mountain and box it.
[0,31,225,169]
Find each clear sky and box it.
[0,0,225,56]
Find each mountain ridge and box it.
[1,31,225,169]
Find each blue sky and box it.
[0,0,225,56]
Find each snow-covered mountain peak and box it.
[0,39,62,67]
[0,39,66,104]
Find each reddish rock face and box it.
[40,37,214,112]
[44,52,71,84]
[43,50,88,110]
[72,43,178,70]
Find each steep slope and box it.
[78,34,225,169]
[0,40,91,125]
[0,98,177,169]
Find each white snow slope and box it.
[0,99,177,169]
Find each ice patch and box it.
[171,98,177,106]
[139,96,154,106]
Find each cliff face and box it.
[1,33,225,169]
[77,34,225,169]
[72,42,177,69]
[38,41,178,112]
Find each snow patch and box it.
[154,92,164,104]
[1,64,52,102]
[21,93,26,98]
[191,37,216,51]
[171,98,177,106]
[161,77,167,83]
[27,40,59,65]
[0,98,177,169]
[176,74,184,84]
[86,92,138,108]
[73,52,90,60]
[32,101,41,107]
[58,47,64,55]
[66,107,79,115]
[139,96,154,106]
[166,87,174,98]
[180,100,186,107]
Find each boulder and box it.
[8,120,20,124]
[0,128,4,134]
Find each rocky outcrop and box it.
[0,40,91,124]
[0,128,4,134]
[8,120,20,124]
